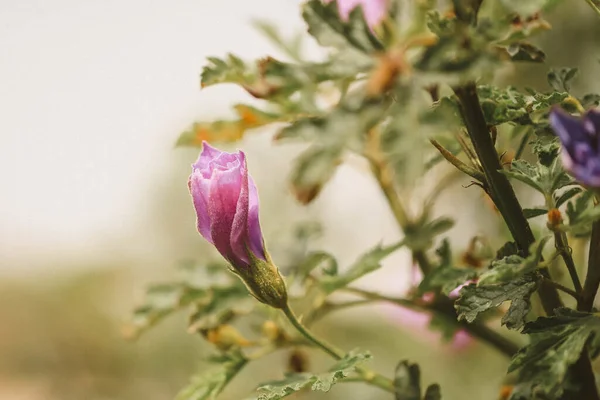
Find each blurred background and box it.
[1,0,599,399]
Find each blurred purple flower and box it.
[549,107,600,188]
[188,141,265,268]
[324,0,388,28]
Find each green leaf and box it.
[394,361,421,400]
[523,207,547,219]
[394,361,442,400]
[187,285,251,334]
[478,237,550,286]
[504,41,546,63]
[176,350,247,400]
[248,351,371,400]
[509,308,600,398]
[455,275,539,330]
[290,145,342,204]
[404,217,455,252]
[418,240,478,296]
[201,54,251,88]
[547,67,579,93]
[502,158,574,195]
[252,20,304,62]
[554,187,583,209]
[295,251,338,281]
[477,85,528,125]
[302,0,383,53]
[320,242,404,294]
[127,283,208,339]
[565,190,600,236]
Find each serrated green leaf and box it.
[418,240,478,295]
[502,158,574,195]
[477,85,528,125]
[456,275,539,330]
[320,242,404,293]
[478,237,550,285]
[248,351,371,400]
[554,187,583,209]
[176,350,247,400]
[509,308,600,398]
[547,67,579,93]
[201,54,251,88]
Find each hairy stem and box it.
[554,231,583,294]
[281,304,395,393]
[579,220,600,311]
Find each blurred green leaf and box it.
[394,361,442,400]
[187,285,251,334]
[504,41,546,63]
[478,237,550,286]
[302,0,383,53]
[320,242,404,294]
[295,251,338,282]
[290,145,342,204]
[547,67,579,93]
[565,190,600,236]
[509,308,600,399]
[248,351,371,400]
[201,54,251,88]
[252,20,304,62]
[419,240,478,295]
[176,350,247,400]
[456,275,538,330]
[404,217,455,252]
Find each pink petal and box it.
[188,171,213,243]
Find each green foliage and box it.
[394,361,442,400]
[248,351,371,400]
[455,275,538,330]
[418,240,478,295]
[509,309,600,399]
[501,158,573,195]
[564,190,600,236]
[547,67,579,93]
[319,242,404,294]
[176,351,248,400]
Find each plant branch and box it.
[579,220,600,311]
[453,82,598,400]
[452,83,563,315]
[542,277,580,301]
[554,231,583,294]
[281,303,395,393]
[342,287,520,357]
[585,0,600,18]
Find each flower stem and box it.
[579,219,600,311]
[554,231,583,294]
[281,303,395,393]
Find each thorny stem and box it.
[342,287,520,357]
[281,303,395,393]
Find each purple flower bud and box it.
[324,0,388,29]
[188,142,287,308]
[549,108,600,188]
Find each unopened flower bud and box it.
[188,142,288,308]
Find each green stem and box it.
[585,0,600,18]
[453,83,563,315]
[554,231,583,294]
[281,303,395,393]
[579,220,600,311]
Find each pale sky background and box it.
[0,0,310,272]
[0,0,485,290]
